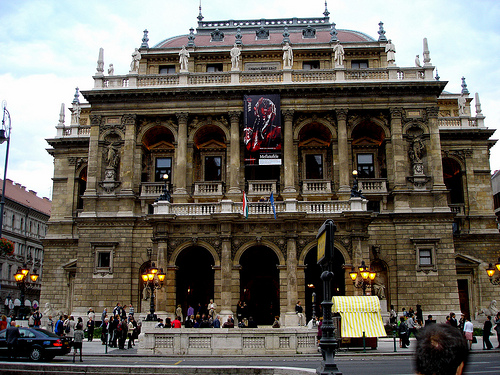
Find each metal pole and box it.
[0,104,11,239]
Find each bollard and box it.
[393,328,397,352]
[363,331,366,353]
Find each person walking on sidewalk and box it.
[483,315,493,350]
[73,320,84,362]
[463,317,474,349]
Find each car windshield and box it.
[33,328,59,338]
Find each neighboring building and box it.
[491,170,500,229]
[42,8,499,325]
[0,179,51,315]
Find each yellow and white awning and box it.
[332,296,386,338]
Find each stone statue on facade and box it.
[372,281,386,300]
[409,135,425,164]
[333,42,344,67]
[415,55,421,67]
[478,300,498,317]
[130,48,141,73]
[458,93,467,116]
[282,42,293,68]
[43,302,54,317]
[230,43,241,70]
[108,64,114,76]
[179,45,190,71]
[385,40,396,65]
[106,144,120,170]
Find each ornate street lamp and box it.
[349,260,376,295]
[350,170,365,198]
[157,173,171,202]
[0,101,12,239]
[141,262,165,321]
[485,258,500,285]
[13,264,39,319]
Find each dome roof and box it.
[153,16,376,49]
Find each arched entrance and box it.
[240,246,280,325]
[304,246,345,321]
[176,246,215,316]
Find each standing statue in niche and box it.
[130,48,141,73]
[333,42,345,67]
[179,46,190,71]
[230,44,241,70]
[409,135,425,164]
[282,42,293,68]
[106,144,120,169]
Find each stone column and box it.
[283,235,299,327]
[427,107,449,210]
[283,110,297,198]
[219,235,234,318]
[227,111,241,196]
[86,115,102,195]
[173,112,189,201]
[390,108,411,212]
[120,114,136,192]
[336,109,350,199]
[155,241,169,314]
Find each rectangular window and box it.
[98,252,111,268]
[207,64,223,72]
[155,157,172,182]
[351,60,369,69]
[305,154,323,179]
[159,65,176,74]
[205,156,222,181]
[303,61,320,70]
[357,153,375,178]
[419,249,432,266]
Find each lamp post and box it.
[13,264,39,319]
[350,170,365,198]
[0,101,12,239]
[157,173,171,202]
[349,261,376,295]
[141,262,166,321]
[485,258,500,285]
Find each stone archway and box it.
[175,246,215,317]
[239,245,280,325]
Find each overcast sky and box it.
[0,0,499,199]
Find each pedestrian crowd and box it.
[390,304,500,350]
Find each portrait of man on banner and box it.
[243,94,282,165]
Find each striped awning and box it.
[332,296,387,338]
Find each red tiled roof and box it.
[0,179,51,216]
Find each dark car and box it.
[0,327,72,361]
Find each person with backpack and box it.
[54,315,64,336]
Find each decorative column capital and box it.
[89,115,103,126]
[283,109,294,122]
[336,109,348,121]
[390,107,403,119]
[121,114,137,126]
[425,107,439,118]
[229,111,241,123]
[176,112,189,123]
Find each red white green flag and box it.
[243,191,249,218]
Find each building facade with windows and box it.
[0,179,51,315]
[42,9,499,325]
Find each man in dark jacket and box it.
[483,315,493,350]
[6,320,20,360]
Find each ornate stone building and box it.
[42,9,499,325]
[0,179,51,315]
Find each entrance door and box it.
[240,246,279,325]
[457,279,471,319]
[176,246,215,316]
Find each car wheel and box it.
[29,347,43,361]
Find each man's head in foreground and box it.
[415,323,469,375]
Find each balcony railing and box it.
[247,180,277,198]
[193,182,224,199]
[140,182,166,198]
[449,203,465,216]
[358,179,388,194]
[301,180,333,195]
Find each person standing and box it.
[33,309,43,328]
[86,316,95,341]
[493,311,500,348]
[483,315,493,350]
[295,301,304,326]
[6,320,20,360]
[398,316,409,348]
[73,320,84,362]
[463,317,474,349]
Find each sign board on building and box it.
[243,94,282,166]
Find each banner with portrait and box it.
[243,94,282,166]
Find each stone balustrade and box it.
[302,180,333,195]
[138,327,318,356]
[358,178,387,194]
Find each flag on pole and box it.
[270,192,276,219]
[243,191,249,218]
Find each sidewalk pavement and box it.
[76,335,500,357]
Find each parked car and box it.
[0,327,72,361]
